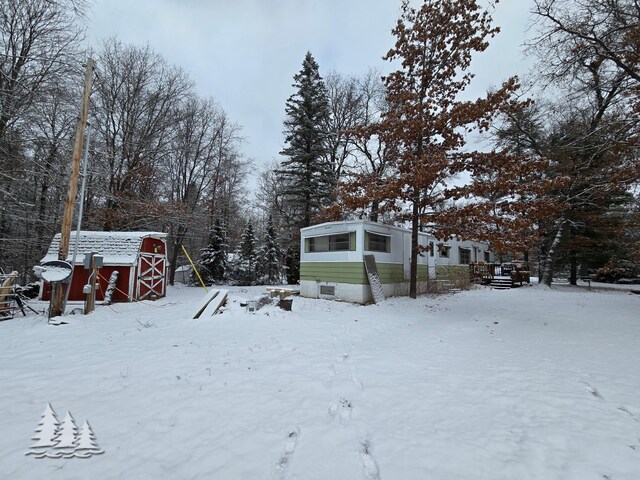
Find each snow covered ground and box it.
[1,284,639,479]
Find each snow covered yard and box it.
[1,285,639,480]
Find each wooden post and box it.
[86,256,97,314]
[50,58,95,319]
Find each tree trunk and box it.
[409,193,420,299]
[168,241,180,286]
[542,218,566,287]
[36,152,55,255]
[168,227,187,286]
[369,201,379,222]
[569,252,577,285]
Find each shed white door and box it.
[137,253,165,299]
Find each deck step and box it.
[490,276,512,290]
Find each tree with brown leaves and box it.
[340,0,519,298]
[524,0,640,285]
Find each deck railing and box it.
[469,262,531,285]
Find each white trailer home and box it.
[299,220,493,303]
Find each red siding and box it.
[41,265,132,302]
[140,237,165,255]
[40,234,167,303]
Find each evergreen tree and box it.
[257,216,284,284]
[277,52,332,283]
[236,222,257,285]
[284,245,300,285]
[198,219,228,284]
[278,51,333,229]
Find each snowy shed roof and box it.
[41,231,167,266]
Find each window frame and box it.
[305,232,356,253]
[365,231,391,253]
[459,247,471,264]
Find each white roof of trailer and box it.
[301,220,434,237]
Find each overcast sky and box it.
[86,0,536,189]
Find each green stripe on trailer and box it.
[300,262,406,285]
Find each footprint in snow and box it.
[583,382,605,400]
[325,364,336,388]
[328,398,353,426]
[273,427,299,479]
[361,440,381,480]
[351,375,363,391]
[617,405,638,422]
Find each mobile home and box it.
[299,220,492,304]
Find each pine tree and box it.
[278,51,333,229]
[236,222,257,285]
[284,245,300,285]
[198,219,228,284]
[257,216,283,284]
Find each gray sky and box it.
[86,0,535,189]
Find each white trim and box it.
[301,260,403,264]
[128,266,135,301]
[137,253,166,299]
[303,231,350,238]
[301,220,431,237]
[364,230,392,237]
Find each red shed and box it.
[40,231,168,303]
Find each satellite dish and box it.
[41,260,73,283]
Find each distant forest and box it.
[1,0,638,288]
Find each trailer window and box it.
[459,248,471,264]
[365,232,390,253]
[306,232,355,252]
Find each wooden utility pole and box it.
[50,58,95,319]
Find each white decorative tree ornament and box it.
[50,410,78,457]
[74,420,104,457]
[26,404,104,459]
[26,403,60,457]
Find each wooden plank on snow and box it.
[200,289,228,316]
[191,289,220,319]
[363,255,385,304]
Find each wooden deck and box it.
[470,263,531,288]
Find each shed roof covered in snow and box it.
[41,231,167,265]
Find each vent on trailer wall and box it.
[320,285,335,296]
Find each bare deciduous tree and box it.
[0,0,84,276]
[90,39,193,231]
